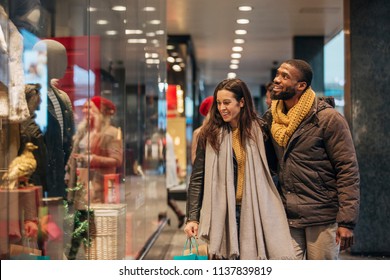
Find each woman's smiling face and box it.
[216,89,244,128]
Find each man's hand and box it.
[336,226,354,250]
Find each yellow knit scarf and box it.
[271,87,316,147]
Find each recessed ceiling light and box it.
[106,30,117,35]
[97,20,108,25]
[87,7,97,12]
[231,59,240,64]
[172,65,182,72]
[167,56,175,63]
[143,7,156,12]
[227,72,237,79]
[235,29,247,35]
[238,6,253,12]
[234,38,245,44]
[167,45,175,50]
[232,46,243,52]
[146,59,160,64]
[126,29,143,35]
[128,39,147,44]
[231,53,241,59]
[230,64,239,69]
[112,6,126,11]
[149,20,161,25]
[237,19,250,24]
[145,53,159,58]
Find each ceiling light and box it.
[237,19,250,24]
[149,20,161,25]
[97,20,108,25]
[146,32,156,37]
[232,46,243,52]
[87,7,97,12]
[156,30,165,35]
[175,57,183,63]
[231,59,240,64]
[126,29,143,35]
[227,72,237,79]
[234,38,245,44]
[172,65,182,72]
[146,59,160,64]
[238,6,253,11]
[167,45,175,50]
[128,39,147,44]
[143,7,156,12]
[235,29,247,35]
[112,6,126,11]
[230,64,239,70]
[145,53,159,58]
[231,53,242,59]
[167,56,175,63]
[106,30,117,35]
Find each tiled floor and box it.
[143,201,390,260]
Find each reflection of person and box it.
[32,39,75,198]
[191,96,213,164]
[264,59,360,259]
[265,82,273,109]
[66,96,122,260]
[165,132,185,228]
[67,96,123,205]
[18,83,47,190]
[184,78,294,260]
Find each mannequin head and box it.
[33,39,67,80]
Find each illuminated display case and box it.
[0,0,168,260]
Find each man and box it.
[264,59,360,260]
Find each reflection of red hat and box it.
[91,96,116,116]
[199,96,214,117]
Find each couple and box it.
[184,59,360,260]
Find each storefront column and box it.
[346,0,390,255]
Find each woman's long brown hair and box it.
[198,78,261,152]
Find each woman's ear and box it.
[239,97,245,108]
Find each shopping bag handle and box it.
[182,237,199,255]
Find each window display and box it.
[0,0,168,260]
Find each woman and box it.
[184,78,294,260]
[66,96,122,259]
[67,96,123,205]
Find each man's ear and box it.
[297,81,307,92]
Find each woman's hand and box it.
[184,221,199,238]
[24,220,38,238]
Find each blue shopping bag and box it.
[173,237,208,260]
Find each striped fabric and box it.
[48,89,64,142]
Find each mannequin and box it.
[18,83,47,189]
[32,39,75,198]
